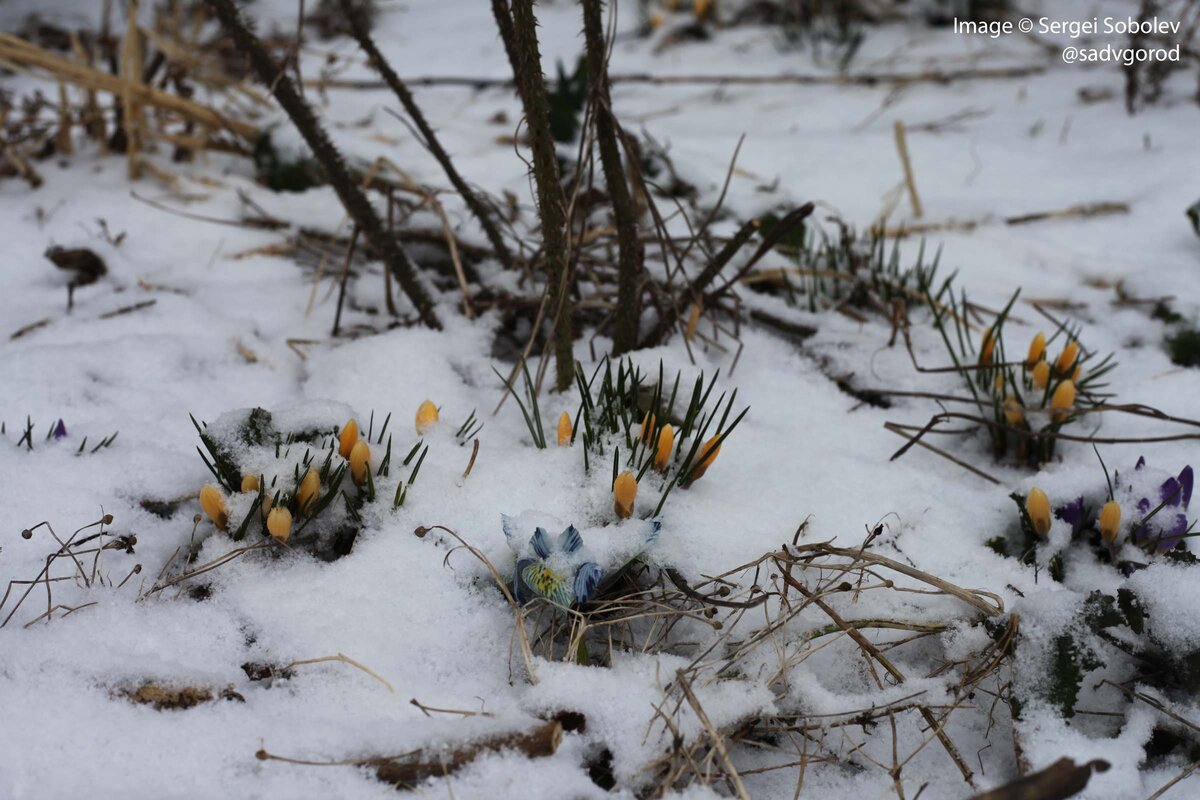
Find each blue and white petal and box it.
[573,562,603,604]
[558,525,583,554]
[530,527,553,559]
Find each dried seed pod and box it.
[338,418,359,459]
[199,485,228,530]
[613,471,638,519]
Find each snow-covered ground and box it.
[1,0,1198,797]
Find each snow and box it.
[1,0,1199,797]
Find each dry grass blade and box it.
[0,33,258,140]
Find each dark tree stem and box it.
[204,0,441,329]
[339,0,515,272]
[507,0,575,391]
[581,0,643,356]
[489,0,524,101]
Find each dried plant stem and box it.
[581,0,642,355]
[203,0,441,329]
[121,0,144,179]
[0,33,257,139]
[283,652,395,693]
[507,0,575,391]
[340,0,515,272]
[893,120,923,219]
[676,670,752,799]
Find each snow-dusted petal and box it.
[573,562,603,604]
[530,527,553,559]
[558,525,583,554]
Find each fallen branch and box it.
[255,720,564,787]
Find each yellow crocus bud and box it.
[1071,365,1082,383]
[649,11,664,29]
[338,418,358,459]
[640,411,657,443]
[297,469,320,514]
[1050,380,1076,421]
[350,440,370,486]
[1099,501,1121,544]
[1031,360,1050,389]
[1027,487,1051,537]
[1055,340,1079,376]
[654,424,675,471]
[693,0,712,19]
[241,474,259,494]
[1026,332,1046,367]
[415,400,439,434]
[994,373,1006,393]
[688,436,721,483]
[266,507,293,543]
[1003,396,1024,426]
[199,485,228,530]
[978,326,996,365]
[557,412,572,447]
[613,471,638,519]
[261,493,273,518]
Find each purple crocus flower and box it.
[52,419,67,440]
[1132,459,1194,552]
[1055,495,1087,534]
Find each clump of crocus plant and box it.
[1002,456,1195,581]
[190,404,432,560]
[199,485,228,529]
